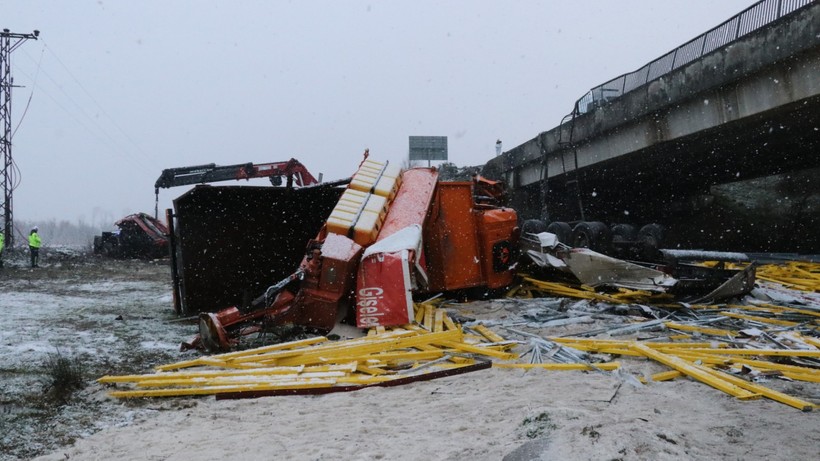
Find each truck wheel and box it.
[572,221,611,252]
[611,224,637,243]
[638,224,665,260]
[546,221,572,244]
[522,219,547,235]
[638,223,664,248]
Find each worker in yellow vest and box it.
[29,226,41,268]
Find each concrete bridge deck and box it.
[485,1,820,253]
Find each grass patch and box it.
[41,350,86,405]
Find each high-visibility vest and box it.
[29,232,41,248]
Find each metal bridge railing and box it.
[574,0,815,115]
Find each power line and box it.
[11,42,44,139]
[12,46,153,173]
[41,39,157,167]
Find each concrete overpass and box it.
[485,0,820,253]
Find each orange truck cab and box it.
[355,167,519,328]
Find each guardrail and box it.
[574,0,815,115]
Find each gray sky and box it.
[5,0,754,225]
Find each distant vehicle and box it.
[93,213,169,259]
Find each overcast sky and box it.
[5,0,755,226]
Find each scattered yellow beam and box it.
[718,311,807,328]
[728,304,820,318]
[629,343,760,400]
[781,371,820,383]
[694,364,815,411]
[651,370,684,382]
[423,304,435,330]
[435,340,518,360]
[664,322,737,337]
[443,314,459,331]
[109,379,337,398]
[668,348,820,358]
[706,356,820,375]
[433,309,444,333]
[803,337,820,349]
[473,324,505,343]
[102,306,518,399]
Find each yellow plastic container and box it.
[326,208,383,246]
[326,188,390,246]
[350,159,402,199]
[337,189,388,221]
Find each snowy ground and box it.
[0,248,196,460]
[1,248,818,460]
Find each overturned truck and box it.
[93,213,169,259]
[169,153,755,352]
[169,154,520,351]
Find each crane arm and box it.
[153,158,321,218]
[154,158,320,191]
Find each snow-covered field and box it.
[0,248,195,460]
[1,248,818,461]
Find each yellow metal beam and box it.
[629,343,760,400]
[758,303,820,318]
[433,309,444,333]
[423,304,435,330]
[704,356,820,375]
[238,330,422,365]
[693,363,815,411]
[109,379,337,398]
[651,370,684,382]
[435,340,518,360]
[718,311,805,328]
[668,348,820,358]
[414,304,426,324]
[273,329,463,367]
[443,314,458,331]
[473,324,505,343]
[781,371,820,383]
[664,322,736,337]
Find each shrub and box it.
[41,350,86,405]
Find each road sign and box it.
[409,136,448,163]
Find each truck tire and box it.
[638,224,665,260]
[610,224,639,258]
[522,219,547,235]
[611,224,637,243]
[572,221,610,252]
[546,221,572,245]
[638,223,664,248]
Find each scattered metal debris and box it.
[102,266,820,411]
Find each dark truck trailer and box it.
[169,184,343,316]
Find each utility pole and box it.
[1,29,39,247]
